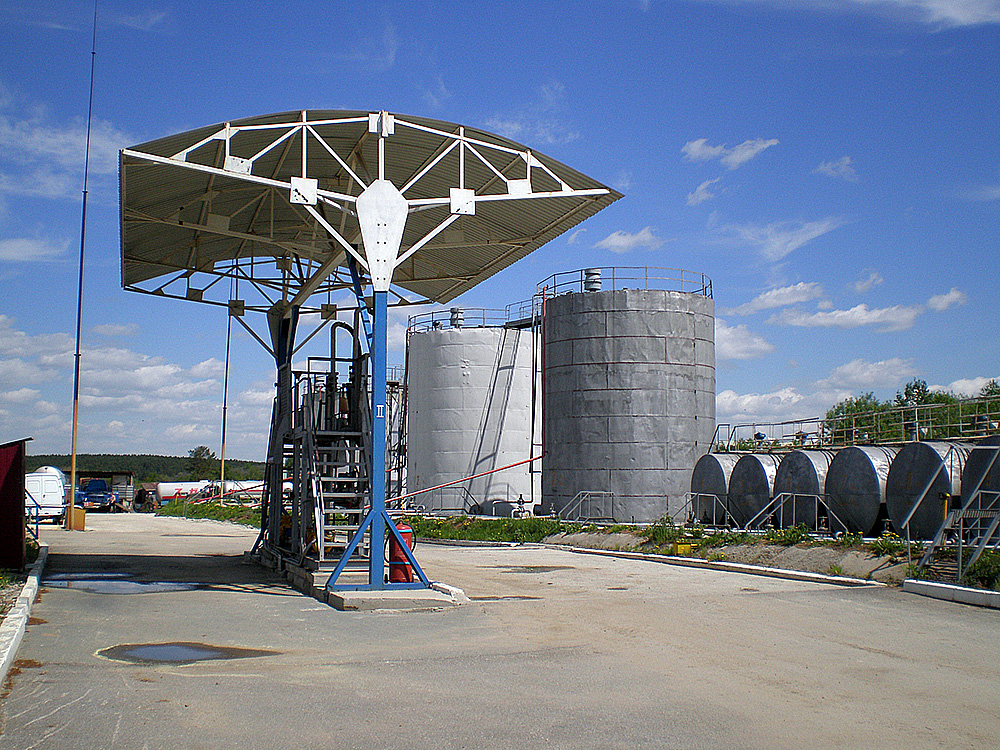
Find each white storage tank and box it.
[406,309,539,513]
[885,441,974,540]
[542,267,715,522]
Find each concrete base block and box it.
[327,588,462,612]
[903,579,1000,609]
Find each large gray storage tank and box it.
[690,453,742,525]
[824,446,898,536]
[885,441,973,540]
[542,267,715,522]
[727,453,783,527]
[406,310,539,513]
[773,449,836,528]
[961,434,1000,505]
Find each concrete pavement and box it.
[1,514,998,749]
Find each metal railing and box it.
[715,395,1000,451]
[408,308,507,332]
[914,442,1000,578]
[744,493,849,534]
[536,266,712,298]
[681,492,737,527]
[558,491,619,522]
[25,490,40,539]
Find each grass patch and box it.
[402,515,579,543]
[869,531,906,559]
[961,549,1000,591]
[158,500,261,528]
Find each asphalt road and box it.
[1,514,998,750]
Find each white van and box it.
[25,466,68,523]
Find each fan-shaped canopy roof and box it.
[120,110,621,311]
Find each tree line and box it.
[25,446,264,484]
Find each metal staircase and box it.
[296,365,372,568]
[915,442,1000,582]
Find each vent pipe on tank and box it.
[583,268,602,292]
[450,307,464,328]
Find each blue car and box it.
[77,478,118,512]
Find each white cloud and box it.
[941,375,1000,396]
[594,226,664,254]
[927,287,967,311]
[116,10,169,31]
[769,303,923,331]
[0,387,40,403]
[854,270,883,293]
[814,155,858,181]
[861,0,1000,27]
[567,228,586,245]
[715,319,775,360]
[686,178,721,206]
[733,217,844,261]
[682,138,726,162]
[964,184,1000,201]
[421,75,451,109]
[486,80,580,146]
[189,358,225,379]
[0,236,69,261]
[690,0,1000,28]
[342,23,399,71]
[682,137,778,169]
[815,357,918,389]
[613,170,632,192]
[92,323,139,337]
[726,282,825,315]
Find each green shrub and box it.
[831,532,863,549]
[157,500,261,527]
[639,517,684,547]
[764,524,812,546]
[869,531,906,558]
[962,550,1000,591]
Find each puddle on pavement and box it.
[469,595,542,601]
[44,576,201,595]
[490,565,574,574]
[99,642,278,665]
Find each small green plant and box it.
[827,563,843,577]
[831,532,863,549]
[869,531,906,558]
[699,530,753,549]
[707,550,726,562]
[961,550,1000,591]
[158,499,261,527]
[764,524,812,546]
[639,516,684,547]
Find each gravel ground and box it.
[0,574,27,620]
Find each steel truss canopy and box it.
[120,110,622,313]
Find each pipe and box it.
[389,454,543,503]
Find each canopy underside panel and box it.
[121,110,621,307]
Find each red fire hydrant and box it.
[388,522,414,583]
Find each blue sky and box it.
[1,0,998,460]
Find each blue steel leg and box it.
[369,289,388,589]
[326,288,429,591]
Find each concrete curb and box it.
[417,538,523,548]
[902,579,1000,609]
[0,543,48,686]
[564,546,884,588]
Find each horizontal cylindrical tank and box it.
[824,446,898,536]
[885,441,974,540]
[542,275,715,522]
[406,320,538,513]
[690,453,741,525]
[961,434,1000,505]
[773,450,836,529]
[727,453,783,527]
